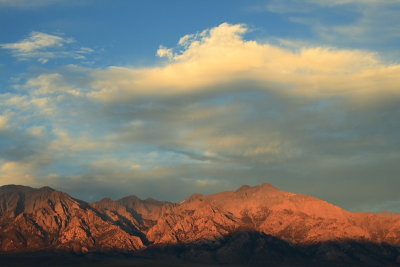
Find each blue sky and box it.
[1,0,400,212]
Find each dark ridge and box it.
[0,185,33,194]
[112,213,151,246]
[117,195,141,203]
[143,198,167,205]
[1,184,399,266]
[0,232,399,266]
[14,192,25,216]
[98,198,114,203]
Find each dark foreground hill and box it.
[0,184,399,266]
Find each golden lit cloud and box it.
[25,73,82,96]
[0,115,9,131]
[90,23,400,102]
[0,161,37,185]
[49,128,109,153]
[1,31,92,63]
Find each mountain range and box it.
[0,183,399,266]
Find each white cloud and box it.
[324,4,400,44]
[90,23,400,102]
[265,0,400,46]
[156,45,174,60]
[1,32,93,63]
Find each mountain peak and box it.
[38,186,55,192]
[0,182,399,263]
[260,182,277,189]
[236,184,251,192]
[0,184,398,266]
[235,183,278,193]
[186,193,203,202]
[98,197,114,203]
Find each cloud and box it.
[90,23,400,102]
[23,73,82,96]
[0,115,54,187]
[83,24,400,211]
[156,45,174,60]
[0,115,9,131]
[1,32,93,63]
[52,165,235,202]
[264,0,400,48]
[0,161,37,185]
[1,32,71,52]
[48,128,113,154]
[1,23,400,212]
[308,0,399,6]
[0,0,57,7]
[0,0,89,8]
[265,0,398,11]
[321,5,400,45]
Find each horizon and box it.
[1,0,400,213]
[0,182,398,215]
[1,182,277,202]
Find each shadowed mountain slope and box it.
[147,183,400,246]
[0,183,399,266]
[0,185,144,252]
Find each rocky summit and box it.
[0,184,399,266]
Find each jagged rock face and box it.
[350,212,400,244]
[0,185,144,252]
[0,183,399,257]
[116,196,176,229]
[147,199,238,245]
[148,184,400,246]
[91,195,175,235]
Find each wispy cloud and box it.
[309,0,399,6]
[22,73,83,96]
[262,0,400,49]
[0,0,57,7]
[0,0,89,8]
[1,32,93,63]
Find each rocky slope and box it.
[147,184,400,246]
[0,185,144,252]
[0,183,399,266]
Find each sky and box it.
[1,0,400,212]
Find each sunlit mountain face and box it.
[0,184,399,266]
[1,0,400,266]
